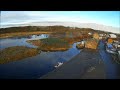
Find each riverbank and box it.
[40,40,120,79]
[40,48,106,79]
[0,31,52,38]
[99,40,120,79]
[0,46,40,64]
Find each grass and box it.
[62,34,91,45]
[0,46,40,64]
[0,31,52,38]
[27,33,91,51]
[27,38,70,51]
[85,38,99,49]
[27,40,42,46]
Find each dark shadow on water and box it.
[0,34,81,79]
[99,40,120,79]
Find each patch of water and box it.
[0,34,81,79]
[0,34,49,50]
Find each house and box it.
[88,32,92,35]
[99,34,104,37]
[109,34,117,38]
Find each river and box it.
[99,40,120,79]
[0,34,81,79]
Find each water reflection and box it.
[0,34,81,79]
[0,34,49,50]
[28,34,49,40]
[99,40,120,79]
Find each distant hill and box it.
[29,22,120,34]
[1,21,120,34]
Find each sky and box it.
[0,11,120,28]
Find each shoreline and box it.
[0,31,52,39]
[40,48,106,79]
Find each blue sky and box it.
[1,11,120,28]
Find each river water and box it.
[99,40,120,79]
[0,34,81,79]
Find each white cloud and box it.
[1,11,119,29]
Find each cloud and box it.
[1,11,120,28]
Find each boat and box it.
[106,48,117,54]
[54,62,63,68]
[106,44,117,54]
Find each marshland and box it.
[0,11,120,79]
[0,26,120,79]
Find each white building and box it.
[109,34,117,38]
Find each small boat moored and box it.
[54,62,63,68]
[106,43,117,54]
